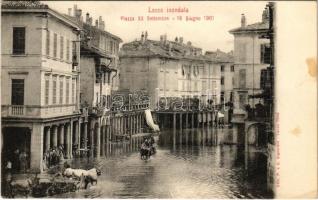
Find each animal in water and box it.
[63,167,102,189]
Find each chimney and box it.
[86,13,90,23]
[179,37,183,44]
[89,17,93,25]
[160,35,163,43]
[95,19,98,27]
[175,37,178,42]
[68,8,72,16]
[78,9,82,18]
[168,42,172,55]
[145,31,148,41]
[99,16,103,29]
[100,21,105,30]
[241,14,246,27]
[141,31,144,43]
[73,4,77,17]
[262,7,269,23]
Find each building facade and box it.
[205,50,234,123]
[1,1,82,172]
[119,34,224,110]
[229,10,271,124]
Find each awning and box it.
[218,112,225,118]
[145,109,160,132]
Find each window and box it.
[232,77,235,86]
[53,33,57,58]
[60,36,64,60]
[221,76,224,85]
[261,43,271,64]
[52,77,57,104]
[239,93,247,109]
[11,79,24,105]
[221,65,225,72]
[66,78,70,104]
[46,30,50,56]
[59,78,63,104]
[231,65,235,72]
[239,69,246,88]
[66,39,70,61]
[45,76,49,105]
[72,79,76,103]
[13,27,25,54]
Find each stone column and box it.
[207,112,210,127]
[90,121,95,157]
[65,123,71,158]
[69,121,73,159]
[191,113,195,129]
[83,122,88,149]
[45,126,51,152]
[186,113,189,129]
[96,123,101,158]
[73,122,78,148]
[197,113,200,128]
[124,116,127,135]
[52,125,58,148]
[173,113,176,150]
[31,124,44,173]
[179,113,183,130]
[59,124,64,148]
[77,120,81,150]
[202,113,205,128]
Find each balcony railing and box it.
[2,104,77,118]
[10,105,25,116]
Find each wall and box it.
[80,56,95,106]
[1,12,79,118]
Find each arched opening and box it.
[2,127,31,172]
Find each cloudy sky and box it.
[43,1,268,52]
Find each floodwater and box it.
[54,128,272,198]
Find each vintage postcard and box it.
[0,0,317,199]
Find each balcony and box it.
[2,104,77,119]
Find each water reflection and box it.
[54,128,272,198]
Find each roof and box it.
[1,0,48,9]
[62,14,122,42]
[120,39,219,62]
[229,21,269,34]
[205,49,234,63]
[1,1,80,29]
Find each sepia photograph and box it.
[0,0,316,198]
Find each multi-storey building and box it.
[119,34,223,110]
[229,10,271,119]
[229,8,271,144]
[1,1,82,172]
[205,50,234,123]
[62,5,123,158]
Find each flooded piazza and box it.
[54,128,272,199]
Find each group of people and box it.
[43,145,65,170]
[140,136,156,160]
[4,149,29,174]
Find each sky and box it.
[43,1,268,53]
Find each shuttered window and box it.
[60,78,64,104]
[66,39,70,61]
[11,79,24,105]
[66,78,70,104]
[45,76,50,105]
[46,30,50,56]
[53,33,57,58]
[260,43,271,64]
[52,77,57,104]
[60,36,64,60]
[13,27,25,54]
